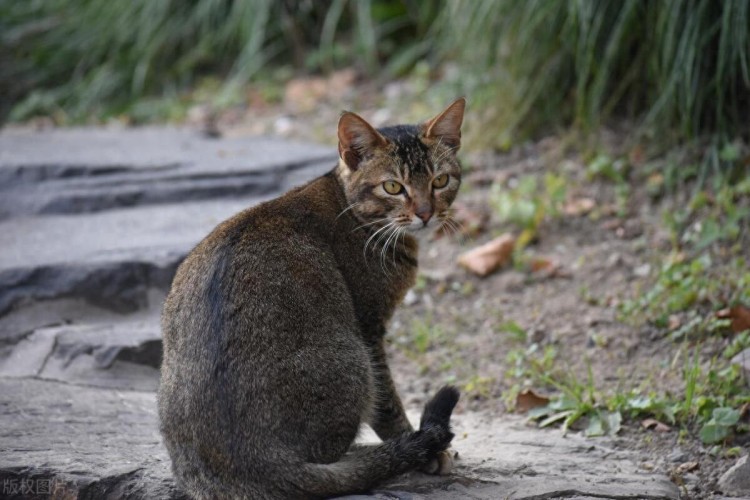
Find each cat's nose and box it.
[415,207,433,225]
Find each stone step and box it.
[0,318,162,391]
[0,197,257,320]
[0,127,336,330]
[0,127,336,217]
[0,378,679,500]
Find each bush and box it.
[3,0,749,156]
[441,0,750,147]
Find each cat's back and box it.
[162,173,351,341]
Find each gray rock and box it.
[719,454,750,496]
[0,378,183,499]
[0,127,335,322]
[0,126,336,218]
[0,378,678,500]
[359,413,679,500]
[667,448,689,463]
[0,319,163,390]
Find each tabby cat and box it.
[158,98,466,499]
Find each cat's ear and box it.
[423,97,466,150]
[338,112,388,170]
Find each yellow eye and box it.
[432,174,449,189]
[383,180,404,195]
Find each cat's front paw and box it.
[420,448,456,475]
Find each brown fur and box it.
[158,99,466,499]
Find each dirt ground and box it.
[67,71,744,498]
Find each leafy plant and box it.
[490,173,567,251]
[508,339,748,444]
[700,407,741,444]
[620,168,750,345]
[586,154,631,215]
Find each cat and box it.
[158,98,466,499]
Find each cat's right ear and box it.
[338,112,388,170]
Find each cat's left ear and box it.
[423,97,466,150]
[338,112,388,170]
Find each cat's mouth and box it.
[404,216,441,234]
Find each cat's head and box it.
[336,98,465,236]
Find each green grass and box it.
[490,172,568,254]
[620,172,750,342]
[507,336,749,444]
[505,173,750,444]
[440,0,750,160]
[5,0,750,155]
[1,0,441,122]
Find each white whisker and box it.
[363,221,394,257]
[378,225,399,276]
[432,145,459,165]
[336,202,360,220]
[430,136,445,165]
[352,217,390,232]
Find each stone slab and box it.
[0,378,679,500]
[0,378,181,499]
[0,127,337,321]
[0,127,336,218]
[0,126,335,176]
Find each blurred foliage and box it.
[490,173,567,253]
[3,0,750,161]
[442,0,750,149]
[0,0,440,122]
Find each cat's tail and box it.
[294,385,460,498]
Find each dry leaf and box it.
[675,461,699,474]
[530,257,557,273]
[716,305,750,333]
[515,389,550,413]
[600,219,622,231]
[457,234,516,277]
[528,257,570,280]
[563,197,596,216]
[465,170,508,187]
[739,402,750,420]
[668,314,681,331]
[641,418,671,433]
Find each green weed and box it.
[507,340,749,444]
[586,154,631,216]
[394,314,450,360]
[620,174,750,341]
[463,374,495,400]
[490,172,567,251]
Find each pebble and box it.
[403,290,419,306]
[633,263,651,277]
[718,454,750,496]
[683,472,700,484]
[668,449,689,463]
